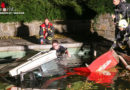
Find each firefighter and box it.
[112,19,130,55]
[112,0,127,24]
[50,40,71,58]
[39,18,54,44]
[112,0,127,39]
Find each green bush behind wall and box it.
[0,0,120,22]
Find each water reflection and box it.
[41,67,118,89]
[0,55,130,90]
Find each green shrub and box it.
[87,0,114,14]
[0,0,116,22]
[0,0,65,22]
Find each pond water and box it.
[0,50,130,90]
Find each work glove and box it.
[118,42,126,50]
[47,36,53,40]
[111,41,117,49]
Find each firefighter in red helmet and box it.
[39,18,54,44]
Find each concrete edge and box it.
[0,43,83,52]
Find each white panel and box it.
[9,50,57,76]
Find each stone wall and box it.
[0,14,115,41]
[93,13,115,41]
[0,20,91,37]
[0,21,42,37]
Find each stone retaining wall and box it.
[0,13,115,41]
[0,21,42,37]
[93,14,115,41]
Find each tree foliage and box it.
[0,0,115,22]
[87,0,113,14]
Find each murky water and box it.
[0,67,130,90]
[0,52,130,90]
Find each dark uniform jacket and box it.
[114,2,127,24]
[39,23,54,39]
[116,25,130,43]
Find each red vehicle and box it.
[88,50,119,72]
